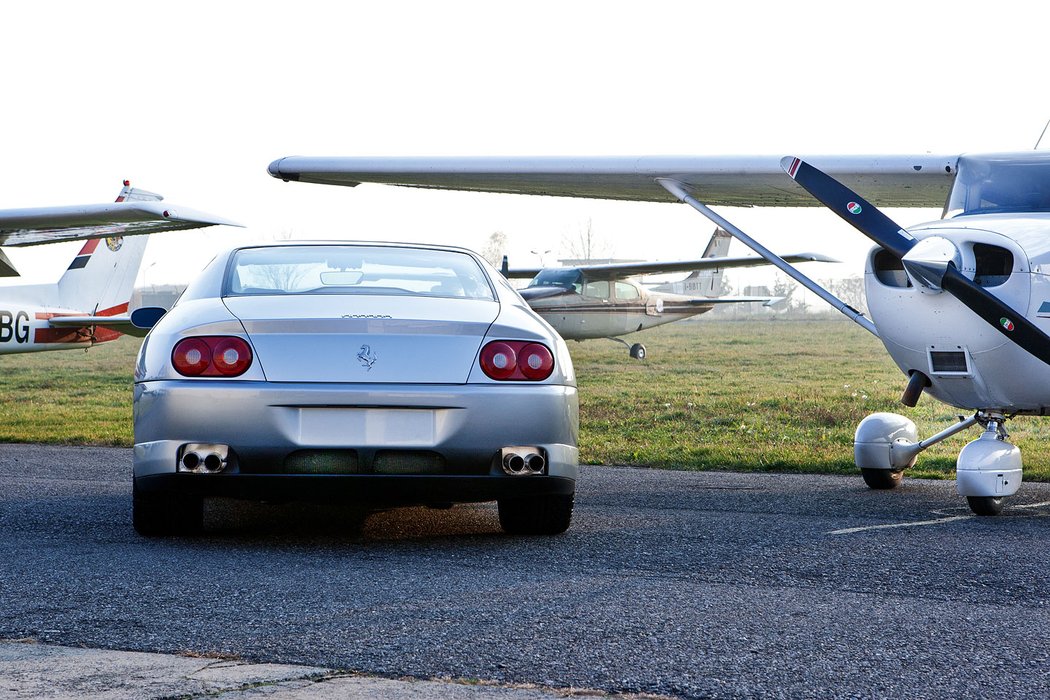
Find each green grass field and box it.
[3,319,1048,480]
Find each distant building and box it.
[132,285,186,311]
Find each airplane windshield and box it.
[528,268,583,292]
[946,153,1050,217]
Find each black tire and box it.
[133,479,204,536]
[498,493,574,535]
[967,496,1004,516]
[861,468,903,490]
[629,343,646,360]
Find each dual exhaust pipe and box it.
[178,443,230,473]
[501,447,546,475]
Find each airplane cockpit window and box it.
[582,280,611,299]
[614,281,640,301]
[528,268,583,293]
[946,154,1050,217]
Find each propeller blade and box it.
[781,157,917,259]
[941,266,1050,365]
[782,157,1050,367]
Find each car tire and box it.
[133,479,204,536]
[498,492,574,535]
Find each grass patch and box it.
[569,318,1050,481]
[1,320,1046,480]
[0,337,141,446]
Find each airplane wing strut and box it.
[655,177,879,337]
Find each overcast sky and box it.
[3,1,1049,296]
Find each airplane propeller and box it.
[781,156,1050,368]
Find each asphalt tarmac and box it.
[3,444,1050,699]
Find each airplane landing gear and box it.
[854,411,1021,516]
[860,468,903,490]
[607,337,647,360]
[956,416,1020,516]
[966,496,1004,516]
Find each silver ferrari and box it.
[132,242,579,536]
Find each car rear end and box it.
[132,243,578,535]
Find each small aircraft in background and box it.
[267,150,1050,516]
[503,229,833,358]
[0,180,238,354]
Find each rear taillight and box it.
[172,336,253,377]
[479,341,554,381]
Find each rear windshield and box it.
[224,245,495,300]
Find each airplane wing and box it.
[503,252,835,280]
[684,296,784,307]
[0,201,240,248]
[565,252,838,280]
[268,154,959,208]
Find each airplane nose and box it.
[901,236,961,293]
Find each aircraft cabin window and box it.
[615,281,640,301]
[582,280,611,299]
[972,243,1013,287]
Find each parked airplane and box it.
[505,229,833,358]
[0,181,238,353]
[268,151,1050,516]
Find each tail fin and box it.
[54,180,154,315]
[114,179,163,203]
[56,234,148,316]
[683,229,732,297]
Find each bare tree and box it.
[481,231,508,267]
[822,276,867,314]
[770,273,798,311]
[561,219,611,262]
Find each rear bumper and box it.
[133,379,578,504]
[135,472,575,505]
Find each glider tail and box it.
[683,229,732,297]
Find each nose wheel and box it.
[966,496,1004,516]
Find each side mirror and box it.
[130,306,167,330]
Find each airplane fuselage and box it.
[520,280,710,340]
[0,302,119,354]
[0,282,121,354]
[866,213,1050,414]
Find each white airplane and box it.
[269,151,1050,517]
[0,180,238,353]
[506,228,832,359]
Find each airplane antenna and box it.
[1035,118,1050,150]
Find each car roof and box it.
[226,240,482,257]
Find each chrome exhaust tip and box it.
[178,443,230,473]
[503,452,527,474]
[500,447,546,475]
[523,453,545,473]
